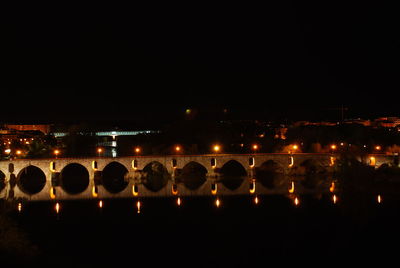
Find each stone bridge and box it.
[0,153,395,201]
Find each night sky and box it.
[1,2,399,123]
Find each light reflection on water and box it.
[6,193,400,267]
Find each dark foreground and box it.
[2,194,400,267]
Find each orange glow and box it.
[177,197,182,206]
[213,144,221,153]
[377,194,382,204]
[17,202,22,212]
[330,156,336,166]
[211,182,218,195]
[288,156,294,167]
[294,196,300,206]
[215,197,221,208]
[375,145,381,151]
[370,156,376,166]
[98,200,103,208]
[292,145,298,150]
[331,144,337,150]
[252,144,259,151]
[97,148,103,153]
[16,150,22,155]
[137,200,141,213]
[171,184,179,195]
[132,184,139,197]
[329,182,335,193]
[134,147,141,153]
[288,181,295,193]
[54,149,60,156]
[55,202,60,214]
[332,194,338,204]
[92,185,98,198]
[249,180,256,194]
[254,195,259,205]
[175,146,181,152]
[50,187,56,199]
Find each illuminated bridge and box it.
[0,153,394,201]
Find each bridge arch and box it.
[256,160,285,189]
[219,160,247,191]
[142,161,171,192]
[101,161,129,193]
[16,165,46,195]
[60,163,90,195]
[177,161,208,190]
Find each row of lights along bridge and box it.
[4,143,384,159]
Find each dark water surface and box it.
[5,194,400,267]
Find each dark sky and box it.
[1,1,399,123]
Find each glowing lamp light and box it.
[211,182,218,195]
[370,156,376,166]
[332,194,338,204]
[175,146,181,152]
[136,200,141,214]
[98,200,103,208]
[375,145,381,151]
[377,195,382,204]
[254,195,259,205]
[331,144,337,150]
[288,181,295,193]
[294,197,300,206]
[92,185,98,198]
[55,202,61,214]
[177,197,182,206]
[54,149,60,157]
[329,182,335,193]
[330,156,336,166]
[50,187,56,199]
[132,184,139,197]
[134,147,141,154]
[172,184,179,195]
[252,144,259,151]
[215,197,221,208]
[213,145,221,153]
[292,145,298,151]
[17,202,22,212]
[16,150,22,155]
[249,180,256,194]
[288,155,294,167]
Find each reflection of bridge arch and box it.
[219,160,247,191]
[256,160,285,189]
[60,163,90,195]
[142,161,171,192]
[102,161,129,193]
[17,165,46,195]
[177,161,208,190]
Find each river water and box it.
[3,193,400,267]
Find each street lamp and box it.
[97,147,103,157]
[174,145,182,154]
[213,144,221,153]
[54,149,60,159]
[134,147,141,155]
[252,144,259,152]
